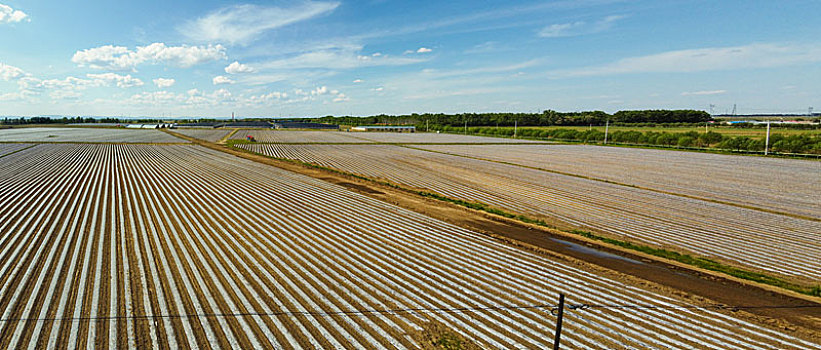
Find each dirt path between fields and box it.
[166,130,821,342]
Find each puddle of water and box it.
[549,238,645,265]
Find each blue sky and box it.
[1,0,819,117]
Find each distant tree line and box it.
[310,110,712,127]
[1,116,124,125]
[441,126,821,155]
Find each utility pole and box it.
[603,120,609,145]
[464,119,468,135]
[426,119,429,132]
[764,121,771,155]
[514,120,518,139]
[553,293,566,350]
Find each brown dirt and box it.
[166,130,821,343]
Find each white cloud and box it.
[353,79,363,83]
[243,91,288,105]
[0,92,23,101]
[126,88,236,107]
[128,91,184,105]
[372,87,384,92]
[86,73,144,88]
[153,78,176,88]
[681,90,726,96]
[539,15,625,38]
[311,86,328,95]
[0,62,25,80]
[49,89,82,100]
[212,75,234,85]
[0,3,28,23]
[404,47,433,54]
[332,93,349,102]
[72,43,227,71]
[180,2,339,45]
[465,41,500,54]
[225,61,256,74]
[259,44,426,70]
[552,43,821,77]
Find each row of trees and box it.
[439,126,821,155]
[312,110,713,127]
[1,116,123,125]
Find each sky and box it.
[0,0,819,118]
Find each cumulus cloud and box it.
[539,15,625,38]
[72,43,227,71]
[0,3,28,23]
[244,91,288,104]
[11,73,144,101]
[0,62,25,80]
[404,47,433,54]
[86,73,144,88]
[352,79,363,83]
[551,43,821,77]
[681,90,726,96]
[180,2,339,45]
[212,75,234,85]
[153,78,176,88]
[311,86,328,95]
[224,61,255,74]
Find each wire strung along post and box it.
[553,293,565,350]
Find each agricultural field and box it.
[231,130,372,143]
[1,141,817,348]
[0,127,187,143]
[414,144,821,218]
[240,143,821,282]
[173,128,235,143]
[230,129,547,144]
[0,143,35,157]
[343,132,547,144]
